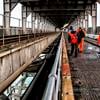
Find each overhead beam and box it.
[20,0,39,2]
[35,11,81,15]
[33,9,85,12]
[40,14,79,16]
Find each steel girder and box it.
[5,0,97,28]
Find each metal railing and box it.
[0,14,57,48]
[0,13,32,35]
[0,14,33,47]
[42,35,62,100]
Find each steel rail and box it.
[42,35,62,100]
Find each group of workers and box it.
[67,26,100,57]
[67,26,86,57]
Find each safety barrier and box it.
[42,35,62,100]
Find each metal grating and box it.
[69,42,100,100]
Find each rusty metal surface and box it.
[69,42,100,100]
[62,33,74,100]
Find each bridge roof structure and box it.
[16,0,96,28]
[9,0,97,27]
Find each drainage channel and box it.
[2,35,61,100]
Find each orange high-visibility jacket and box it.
[67,32,78,44]
[97,35,100,45]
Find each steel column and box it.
[40,16,42,33]
[81,18,84,28]
[77,17,80,28]
[42,17,45,33]
[76,18,78,29]
[22,5,27,34]
[43,18,46,32]
[4,0,11,35]
[92,4,97,34]
[38,15,40,33]
[85,12,88,31]
[79,17,81,27]
[35,13,38,33]
[32,12,35,33]
[34,13,36,33]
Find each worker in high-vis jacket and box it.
[67,29,78,57]
[77,27,86,53]
[97,33,100,45]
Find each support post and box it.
[32,12,35,33]
[77,17,80,28]
[79,17,81,27]
[40,16,42,33]
[38,15,40,33]
[41,17,44,33]
[4,0,11,35]
[44,18,46,32]
[22,5,27,34]
[85,11,88,31]
[35,13,38,33]
[92,4,97,34]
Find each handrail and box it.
[42,35,62,100]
